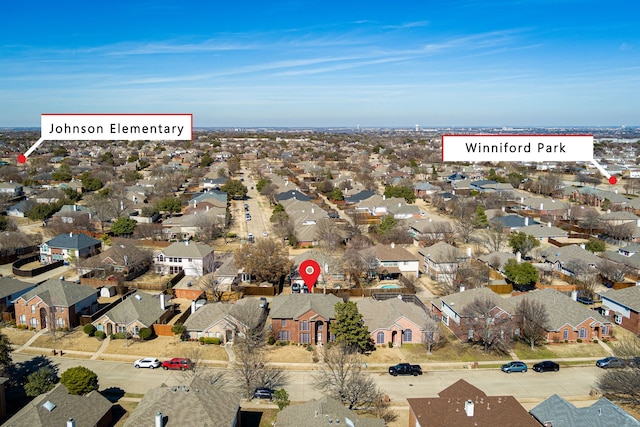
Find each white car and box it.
[134,358,161,369]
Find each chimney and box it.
[460,284,465,292]
[69,232,73,238]
[520,197,524,203]
[383,195,386,200]
[160,294,166,311]
[67,419,76,427]
[580,243,586,250]
[191,300,196,313]
[311,207,315,214]
[155,412,163,427]
[516,251,522,263]
[390,242,395,249]
[501,206,505,212]
[206,205,209,212]
[525,217,529,226]
[540,203,544,210]
[547,222,551,227]
[571,290,578,301]
[73,204,78,211]
[607,209,611,214]
[464,399,474,417]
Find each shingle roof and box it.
[124,376,240,427]
[530,394,640,427]
[373,244,419,263]
[19,279,97,308]
[541,244,602,267]
[3,383,112,427]
[276,395,385,427]
[270,294,341,320]
[98,291,168,327]
[356,298,428,331]
[43,233,101,250]
[0,277,35,300]
[519,224,568,238]
[418,241,468,264]
[160,241,214,258]
[183,298,264,332]
[601,286,640,313]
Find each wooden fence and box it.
[12,256,64,278]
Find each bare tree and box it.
[596,335,640,406]
[342,248,366,285]
[454,219,475,245]
[462,295,512,355]
[482,225,508,253]
[234,239,292,284]
[580,211,601,234]
[456,261,490,289]
[314,344,386,411]
[232,337,287,399]
[516,298,549,350]
[604,222,636,242]
[423,316,443,354]
[315,218,343,252]
[600,259,628,284]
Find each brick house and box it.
[39,232,102,264]
[13,278,98,330]
[599,286,640,335]
[91,291,172,337]
[269,294,341,345]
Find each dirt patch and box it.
[264,344,316,363]
[32,329,103,352]
[1,326,37,346]
[103,336,228,361]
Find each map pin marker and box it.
[299,260,321,292]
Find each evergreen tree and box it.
[24,367,59,397]
[330,301,374,353]
[0,332,13,374]
[110,217,137,235]
[60,366,99,395]
[473,205,489,228]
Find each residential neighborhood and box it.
[1,128,640,426]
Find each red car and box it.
[162,358,193,371]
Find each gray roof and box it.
[160,241,214,258]
[491,215,539,229]
[356,298,428,331]
[509,288,611,331]
[519,224,568,238]
[18,279,97,308]
[97,291,168,327]
[183,298,264,332]
[433,287,504,315]
[477,252,516,269]
[43,233,101,250]
[3,383,112,427]
[530,394,640,427]
[418,241,468,264]
[0,277,35,300]
[124,376,241,427]
[270,294,342,321]
[600,286,640,312]
[276,395,385,427]
[541,244,602,267]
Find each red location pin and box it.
[299,260,321,292]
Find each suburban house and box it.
[6,199,36,218]
[276,395,385,427]
[0,277,35,314]
[430,287,516,343]
[123,376,241,427]
[599,286,640,335]
[602,243,640,275]
[153,241,215,276]
[407,379,539,427]
[79,242,151,280]
[418,242,470,284]
[290,250,345,290]
[371,243,421,280]
[540,244,602,277]
[13,278,98,330]
[491,214,539,232]
[530,394,640,427]
[183,298,266,343]
[519,223,569,242]
[91,291,173,337]
[510,289,613,343]
[0,181,23,197]
[356,297,432,347]
[269,293,342,344]
[407,219,455,246]
[39,232,102,264]
[413,181,441,198]
[3,383,113,427]
[50,204,97,227]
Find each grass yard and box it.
[32,328,103,352]
[545,342,609,358]
[512,342,559,360]
[398,334,512,363]
[1,326,36,346]
[363,347,405,364]
[263,344,316,363]
[104,336,229,361]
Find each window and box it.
[300,333,311,344]
[117,325,126,333]
[563,329,569,340]
[31,305,36,314]
[30,318,38,328]
[329,332,336,342]
[300,320,310,331]
[278,331,290,341]
[602,325,609,336]
[442,314,449,326]
[56,318,65,328]
[377,331,385,344]
[281,319,287,327]
[403,329,413,342]
[579,328,587,339]
[158,255,164,262]
[317,323,324,331]
[19,314,26,325]
[614,315,623,325]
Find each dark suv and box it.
[162,358,193,371]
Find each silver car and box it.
[134,358,161,369]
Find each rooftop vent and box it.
[42,401,56,412]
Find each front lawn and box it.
[512,342,559,360]
[398,332,511,363]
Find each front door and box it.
[39,308,48,329]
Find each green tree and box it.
[51,163,73,182]
[127,155,139,163]
[473,205,489,228]
[0,332,13,374]
[256,177,271,193]
[503,259,539,288]
[330,301,374,353]
[53,146,68,157]
[0,216,10,232]
[273,388,290,410]
[110,217,137,236]
[328,187,344,201]
[60,366,99,395]
[80,173,103,191]
[508,231,540,258]
[155,197,182,215]
[100,152,114,165]
[221,179,248,200]
[227,157,241,176]
[24,367,59,397]
[585,238,606,253]
[377,215,397,236]
[171,322,185,338]
[383,185,416,204]
[200,152,214,167]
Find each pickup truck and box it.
[388,363,422,376]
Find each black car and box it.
[533,360,559,372]
[253,387,275,400]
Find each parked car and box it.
[134,358,161,369]
[501,361,528,373]
[245,213,251,221]
[532,360,559,372]
[162,358,193,371]
[253,387,275,400]
[291,283,301,293]
[626,356,640,367]
[388,363,423,376]
[248,233,254,243]
[596,356,625,369]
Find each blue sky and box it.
[1,1,638,127]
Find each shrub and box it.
[276,340,289,346]
[109,334,116,340]
[267,336,276,345]
[60,366,99,395]
[113,332,129,340]
[95,331,106,340]
[201,337,220,345]
[306,345,313,352]
[564,340,568,343]
[576,338,583,343]
[388,341,393,348]
[602,338,609,343]
[139,328,153,340]
[593,339,599,344]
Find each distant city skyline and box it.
[2,1,639,128]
